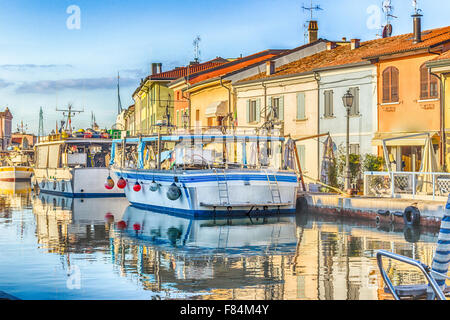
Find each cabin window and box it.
[420,64,439,99]
[324,90,334,117]
[382,66,399,103]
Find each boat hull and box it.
[34,167,125,198]
[0,166,33,181]
[112,168,298,217]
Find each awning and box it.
[372,132,440,146]
[205,101,228,118]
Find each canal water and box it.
[0,181,442,300]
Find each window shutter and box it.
[279,96,284,120]
[267,96,272,118]
[246,99,250,123]
[324,90,333,117]
[350,87,359,116]
[256,99,261,123]
[382,69,390,103]
[297,92,305,120]
[296,144,305,170]
[391,67,399,102]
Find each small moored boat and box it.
[110,130,299,216]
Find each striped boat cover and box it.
[429,194,450,295]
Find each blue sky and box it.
[0,0,449,134]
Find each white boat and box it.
[110,132,299,216]
[0,166,33,181]
[33,132,124,197]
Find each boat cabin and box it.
[35,138,113,169]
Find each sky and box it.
[0,0,449,134]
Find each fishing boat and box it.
[0,147,34,182]
[33,130,124,197]
[109,129,299,217]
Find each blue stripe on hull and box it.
[115,172,298,184]
[39,189,126,198]
[129,201,296,218]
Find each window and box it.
[382,66,399,103]
[267,96,284,120]
[246,99,260,123]
[296,92,306,120]
[420,64,439,99]
[349,144,360,155]
[349,87,360,116]
[324,90,333,117]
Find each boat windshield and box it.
[112,131,290,171]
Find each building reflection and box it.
[26,191,442,300]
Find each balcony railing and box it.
[363,170,450,200]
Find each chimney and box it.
[151,63,162,75]
[326,41,336,51]
[350,39,360,50]
[412,13,423,44]
[308,20,318,43]
[342,37,347,42]
[266,60,275,76]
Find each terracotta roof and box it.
[184,49,287,86]
[148,57,229,80]
[430,49,450,61]
[239,25,450,83]
[133,58,229,96]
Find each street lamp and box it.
[342,89,354,193]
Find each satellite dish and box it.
[382,23,393,38]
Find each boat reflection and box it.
[116,206,298,254]
[0,181,32,218]
[32,193,129,254]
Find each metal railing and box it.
[376,250,446,300]
[364,171,450,199]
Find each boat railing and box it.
[376,250,447,300]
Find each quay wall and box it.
[299,193,446,228]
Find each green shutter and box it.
[256,99,261,123]
[246,99,250,123]
[297,92,305,120]
[279,96,284,120]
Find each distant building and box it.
[0,107,12,151]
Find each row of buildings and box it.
[116,14,450,181]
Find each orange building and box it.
[169,49,286,129]
[369,20,450,171]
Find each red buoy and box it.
[117,177,126,189]
[105,213,114,223]
[104,176,114,190]
[133,223,141,231]
[133,182,141,192]
[117,220,127,230]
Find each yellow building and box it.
[427,50,450,170]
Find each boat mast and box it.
[56,103,84,135]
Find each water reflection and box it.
[0,184,444,300]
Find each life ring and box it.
[403,206,420,226]
[84,132,93,138]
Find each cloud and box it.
[0,79,13,88]
[0,64,73,71]
[15,76,138,94]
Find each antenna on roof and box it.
[301,0,323,21]
[301,1,323,44]
[412,0,421,14]
[381,0,397,38]
[193,35,201,64]
[117,72,123,115]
